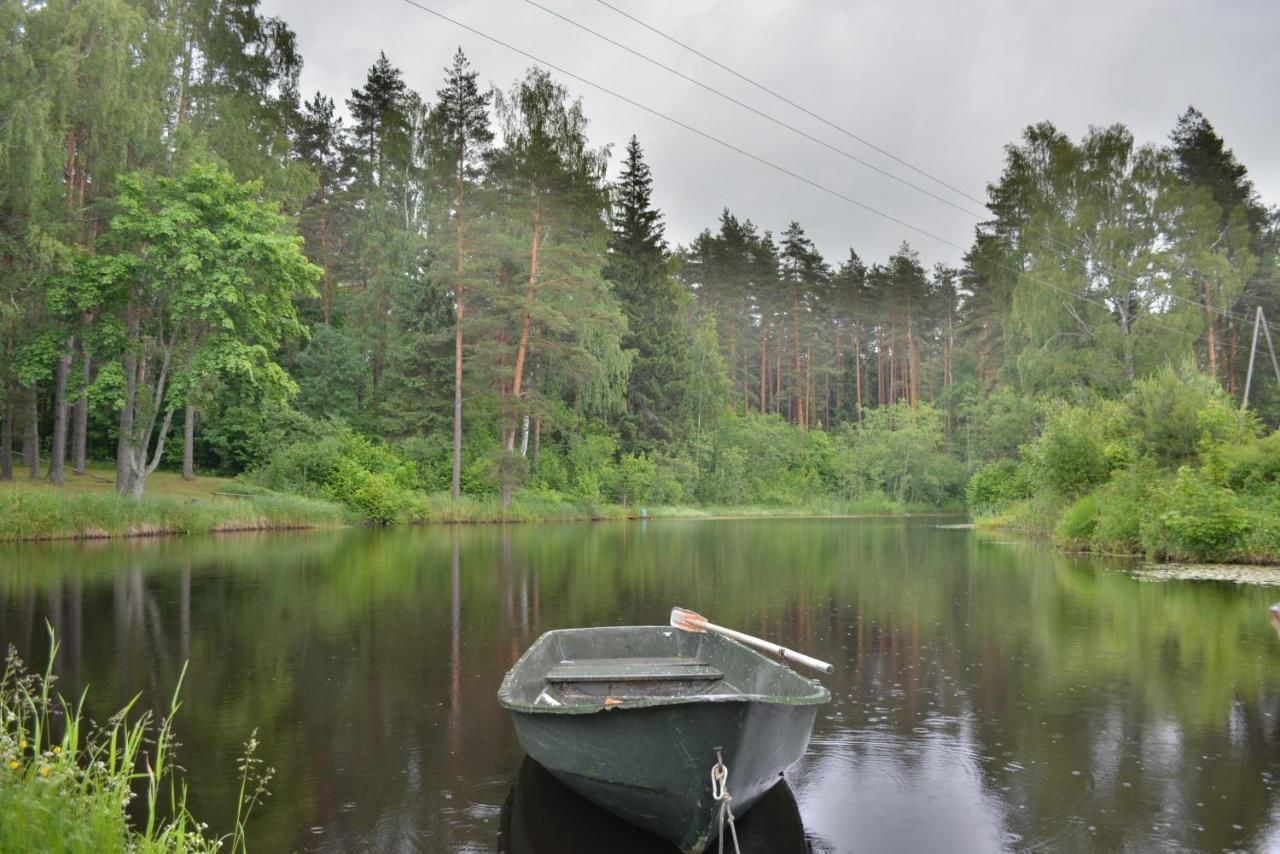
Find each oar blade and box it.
[669,606,706,633]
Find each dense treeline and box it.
[2,1,1278,537]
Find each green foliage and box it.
[1125,360,1256,467]
[1055,493,1100,547]
[323,459,409,526]
[1089,467,1160,554]
[966,459,1031,516]
[1021,401,1123,498]
[962,387,1039,464]
[610,454,657,506]
[1206,428,1280,492]
[251,424,416,523]
[840,404,966,507]
[1142,468,1249,562]
[1,628,271,852]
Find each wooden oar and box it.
[670,606,834,675]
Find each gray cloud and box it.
[261,0,1280,267]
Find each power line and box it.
[586,0,1274,336]
[389,0,1204,344]
[523,0,985,220]
[592,0,987,210]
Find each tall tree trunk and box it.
[451,157,468,500]
[854,333,864,422]
[320,212,333,324]
[182,404,195,480]
[24,386,39,480]
[532,417,541,467]
[117,304,140,494]
[1,381,13,480]
[1203,281,1218,384]
[1228,320,1240,396]
[759,325,768,415]
[774,346,781,416]
[906,306,920,408]
[72,342,90,472]
[876,326,886,407]
[51,346,72,486]
[833,326,841,420]
[507,203,541,452]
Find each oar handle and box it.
[702,620,834,675]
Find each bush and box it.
[1208,430,1280,494]
[609,454,657,506]
[1055,493,1099,548]
[1142,468,1249,562]
[1125,361,1251,468]
[322,459,409,525]
[1090,467,1160,554]
[965,460,1031,516]
[1021,401,1123,498]
[251,424,417,523]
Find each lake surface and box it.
[3,518,1280,853]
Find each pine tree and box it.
[606,136,690,452]
[490,68,625,465]
[431,48,492,499]
[1170,107,1271,391]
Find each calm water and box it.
[3,518,1280,853]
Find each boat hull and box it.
[498,754,810,854]
[510,694,818,853]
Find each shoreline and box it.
[0,485,958,543]
[975,517,1280,569]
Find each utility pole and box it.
[1242,307,1280,410]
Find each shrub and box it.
[1021,401,1122,498]
[610,454,657,506]
[1208,430,1280,494]
[322,460,409,525]
[1089,467,1160,555]
[965,460,1031,516]
[1142,468,1249,562]
[252,425,417,522]
[1125,361,1248,468]
[1055,493,1099,548]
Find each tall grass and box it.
[0,487,348,542]
[0,626,271,852]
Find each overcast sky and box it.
[260,0,1280,268]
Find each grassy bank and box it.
[975,489,1280,566]
[0,466,347,542]
[0,463,954,543]
[404,491,944,524]
[1,629,267,852]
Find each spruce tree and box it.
[606,136,690,451]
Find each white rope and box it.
[711,748,741,854]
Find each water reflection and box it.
[498,756,809,854]
[1,521,1280,851]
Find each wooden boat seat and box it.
[546,657,724,684]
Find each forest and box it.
[3,0,1279,559]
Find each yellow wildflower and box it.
[18,739,27,750]
[39,766,51,778]
[7,760,18,771]
[52,746,62,755]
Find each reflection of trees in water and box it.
[1,522,1280,851]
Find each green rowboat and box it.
[498,625,830,853]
